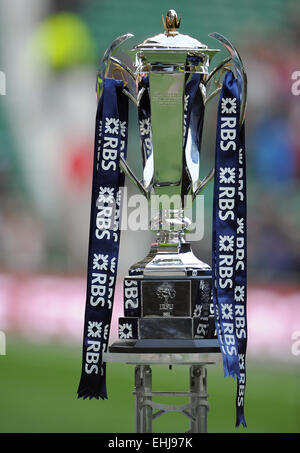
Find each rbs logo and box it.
[0,71,6,96]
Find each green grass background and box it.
[0,338,299,433]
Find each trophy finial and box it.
[162,9,181,35]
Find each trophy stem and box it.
[129,206,210,275]
[156,230,185,247]
[151,209,191,246]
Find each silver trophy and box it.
[97,10,247,351]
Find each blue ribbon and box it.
[183,73,204,154]
[212,70,247,427]
[138,76,152,161]
[77,78,128,399]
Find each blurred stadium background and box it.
[0,0,299,433]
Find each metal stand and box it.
[133,364,208,433]
[104,351,221,433]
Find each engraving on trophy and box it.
[156,283,176,315]
[141,280,191,317]
[152,92,182,106]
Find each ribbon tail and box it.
[226,355,240,380]
[236,405,247,428]
[77,362,108,400]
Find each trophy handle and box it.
[193,168,215,199]
[120,155,149,199]
[96,33,137,105]
[204,56,231,104]
[109,56,138,106]
[96,35,148,195]
[193,33,247,199]
[208,32,247,127]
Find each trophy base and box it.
[109,338,220,354]
[118,240,217,347]
[129,241,211,277]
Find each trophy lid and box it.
[135,10,212,52]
